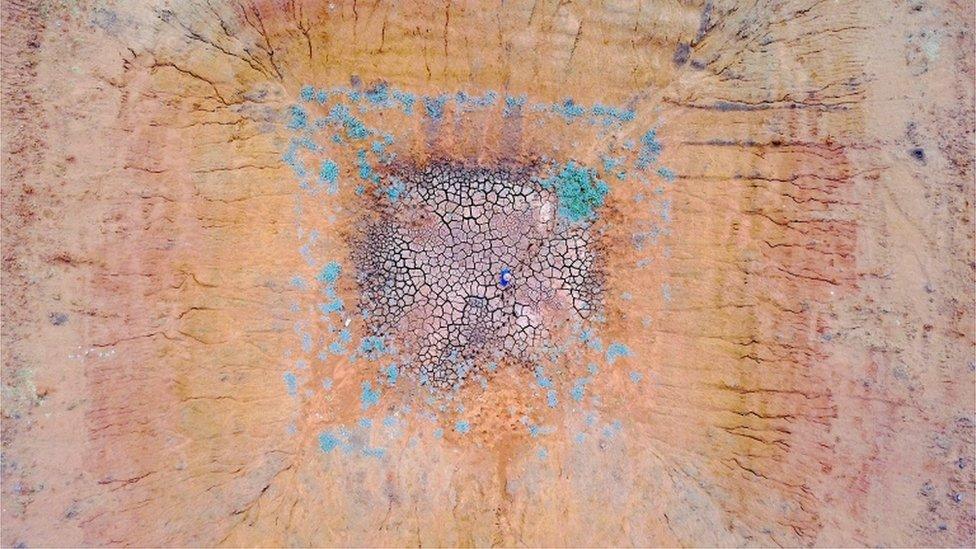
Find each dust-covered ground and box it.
[2,1,974,547]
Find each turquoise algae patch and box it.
[541,161,610,223]
[318,159,340,195]
[606,342,631,364]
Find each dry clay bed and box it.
[2,0,974,547]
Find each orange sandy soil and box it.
[2,0,974,547]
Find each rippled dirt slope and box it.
[2,0,974,546]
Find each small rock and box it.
[673,43,691,66]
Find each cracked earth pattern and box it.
[352,162,603,388]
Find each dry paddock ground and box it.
[1,0,974,547]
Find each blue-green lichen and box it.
[543,162,610,222]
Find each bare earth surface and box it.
[2,0,974,547]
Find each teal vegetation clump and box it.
[543,161,610,222]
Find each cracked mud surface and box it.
[351,162,603,388]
